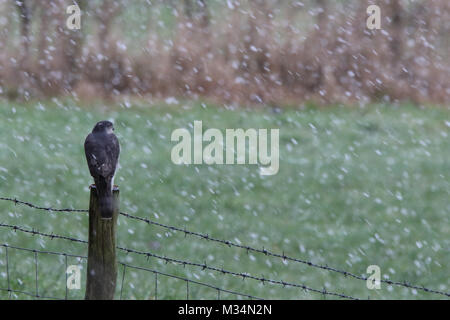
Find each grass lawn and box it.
[0,100,448,299]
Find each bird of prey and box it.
[84,121,120,219]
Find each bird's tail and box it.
[95,177,113,219]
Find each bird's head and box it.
[92,121,115,134]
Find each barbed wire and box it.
[115,212,450,298]
[119,262,263,300]
[0,197,87,213]
[1,196,449,298]
[0,223,358,300]
[0,222,88,245]
[0,243,262,300]
[0,243,86,258]
[117,245,359,300]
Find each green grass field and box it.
[0,100,448,300]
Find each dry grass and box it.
[0,0,449,105]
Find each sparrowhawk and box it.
[84,121,120,219]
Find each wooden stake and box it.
[85,185,119,300]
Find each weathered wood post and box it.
[85,185,119,300]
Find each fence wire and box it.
[0,244,261,300]
[1,196,449,299]
[0,222,357,300]
[118,262,263,300]
[0,244,83,300]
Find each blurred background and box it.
[0,0,449,105]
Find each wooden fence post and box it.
[85,185,119,300]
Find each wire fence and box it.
[0,196,449,300]
[0,244,263,300]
